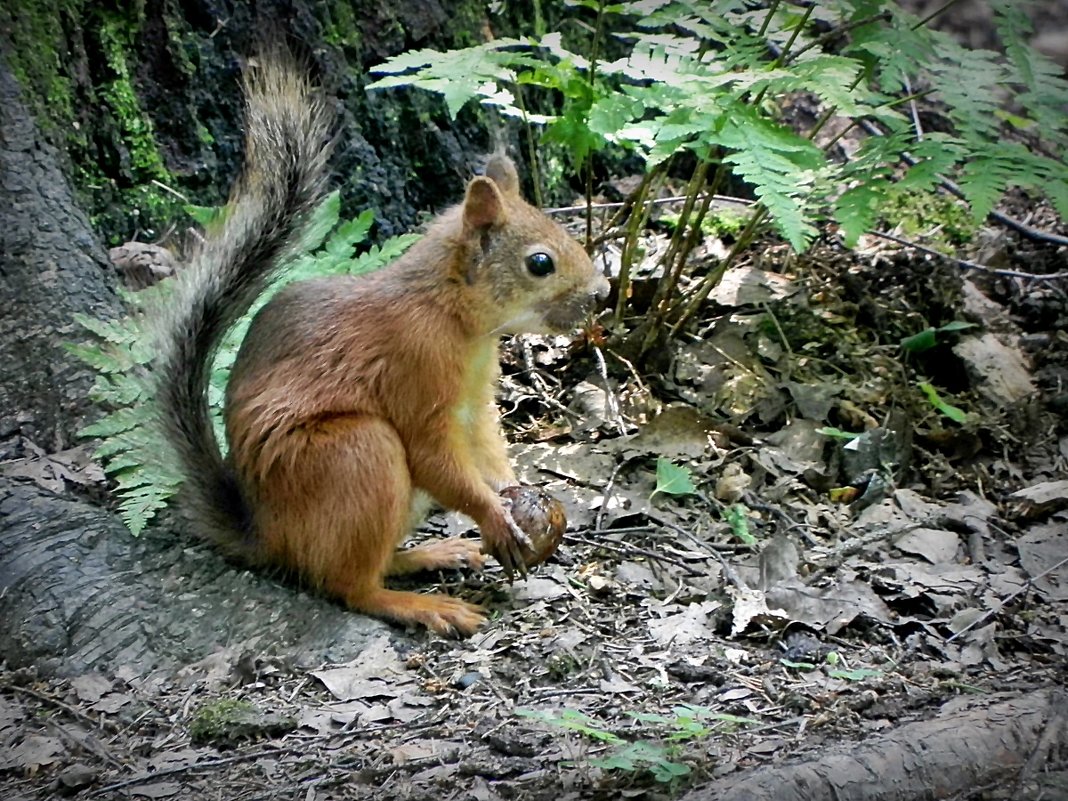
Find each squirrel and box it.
[154,53,610,637]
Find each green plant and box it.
[900,320,977,353]
[651,457,697,499]
[69,197,417,534]
[517,705,756,785]
[917,381,969,424]
[368,0,1067,354]
[723,503,757,545]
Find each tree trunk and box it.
[0,58,121,455]
[682,690,1068,801]
[0,477,387,677]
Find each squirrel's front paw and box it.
[479,505,531,581]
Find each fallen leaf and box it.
[311,634,412,701]
[1009,482,1068,520]
[894,528,960,563]
[648,600,722,645]
[1,735,65,771]
[70,673,112,704]
[1017,522,1068,600]
[131,782,183,799]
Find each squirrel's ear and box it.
[463,176,505,231]
[484,154,520,197]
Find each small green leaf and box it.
[781,659,817,670]
[902,321,978,353]
[723,503,756,545]
[183,203,227,228]
[901,328,937,353]
[816,427,861,441]
[918,382,969,423]
[653,458,696,498]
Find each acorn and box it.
[499,485,567,568]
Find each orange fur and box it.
[222,156,609,636]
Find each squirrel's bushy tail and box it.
[155,53,333,557]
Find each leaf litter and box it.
[4,219,1068,801]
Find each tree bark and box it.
[682,690,1068,801]
[0,478,387,677]
[0,57,122,455]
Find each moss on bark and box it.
[2,0,540,246]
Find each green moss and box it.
[1,0,79,136]
[324,1,362,50]
[188,699,296,746]
[880,187,978,250]
[188,699,257,741]
[97,8,166,180]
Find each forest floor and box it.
[2,185,1067,800]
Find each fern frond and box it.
[993,0,1068,148]
[368,39,540,118]
[835,179,891,247]
[925,34,1007,143]
[349,234,420,277]
[80,406,153,439]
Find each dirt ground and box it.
[2,186,1067,799]
[3,1,1068,795]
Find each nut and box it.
[499,485,567,567]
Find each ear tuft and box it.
[463,176,505,231]
[484,154,520,197]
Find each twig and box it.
[869,229,1068,280]
[0,681,121,734]
[93,745,301,795]
[571,532,706,576]
[945,554,1068,643]
[595,460,625,532]
[546,191,753,217]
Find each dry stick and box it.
[944,554,1068,644]
[0,681,122,734]
[92,745,302,796]
[912,0,967,30]
[643,160,712,336]
[549,187,749,218]
[871,229,1068,280]
[784,11,892,64]
[595,461,625,532]
[571,532,706,577]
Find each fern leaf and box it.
[716,110,824,250]
[324,209,374,260]
[368,39,538,118]
[72,312,137,345]
[80,406,152,438]
[349,233,420,277]
[835,179,890,247]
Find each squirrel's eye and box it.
[525,252,555,277]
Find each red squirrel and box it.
[154,54,609,636]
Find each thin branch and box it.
[945,555,1068,643]
[868,230,1068,280]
